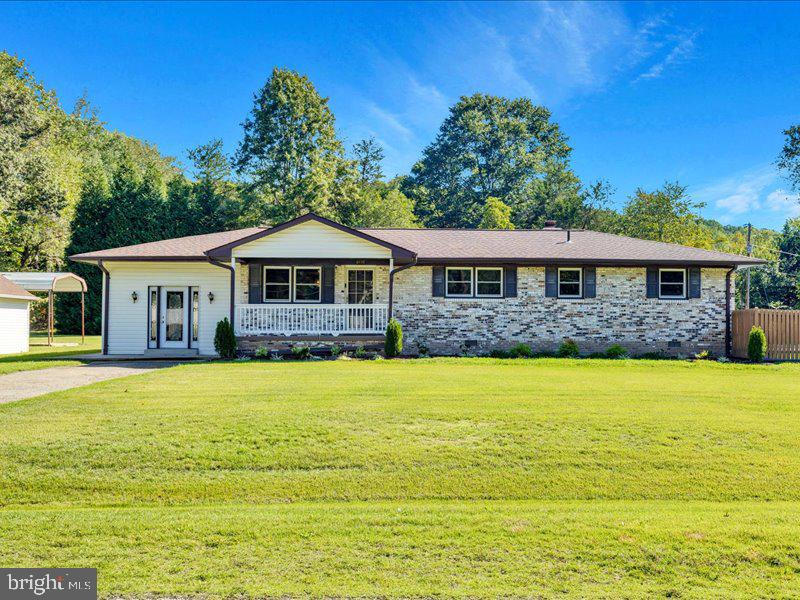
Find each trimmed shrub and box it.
[385,318,403,357]
[213,318,237,358]
[605,344,628,359]
[254,345,269,358]
[354,345,367,359]
[291,343,311,360]
[329,343,342,358]
[747,326,767,362]
[557,338,580,358]
[508,343,534,358]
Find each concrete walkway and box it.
[0,361,181,404]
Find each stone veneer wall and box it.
[392,266,732,357]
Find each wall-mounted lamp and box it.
[131,291,138,303]
[207,292,215,303]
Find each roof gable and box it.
[205,213,416,260]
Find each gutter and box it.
[388,257,418,319]
[725,267,736,358]
[208,258,235,324]
[97,260,110,355]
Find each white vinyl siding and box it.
[232,220,392,259]
[0,298,31,354]
[103,261,231,355]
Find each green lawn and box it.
[0,333,101,375]
[1,359,799,598]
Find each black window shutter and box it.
[545,267,558,297]
[322,264,335,303]
[583,267,596,298]
[248,264,262,303]
[432,267,445,297]
[504,267,517,298]
[646,267,659,298]
[688,267,701,298]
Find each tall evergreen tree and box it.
[235,68,344,224]
[352,137,385,184]
[187,139,240,233]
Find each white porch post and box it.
[230,257,236,329]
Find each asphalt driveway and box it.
[0,361,181,403]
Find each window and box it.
[348,270,374,304]
[558,268,582,298]
[659,269,686,299]
[263,267,291,302]
[149,289,158,342]
[294,267,321,302]
[446,268,473,297]
[191,288,199,342]
[476,268,503,297]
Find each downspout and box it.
[388,256,418,320]
[97,260,110,355]
[208,258,235,324]
[725,266,736,358]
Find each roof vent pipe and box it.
[566,229,571,243]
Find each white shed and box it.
[0,275,39,354]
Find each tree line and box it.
[1,52,798,333]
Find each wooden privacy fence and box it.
[732,308,800,361]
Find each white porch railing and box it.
[235,304,389,336]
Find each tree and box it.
[332,179,417,228]
[0,52,69,271]
[777,124,800,192]
[619,182,708,245]
[235,68,344,224]
[479,197,514,229]
[186,139,240,233]
[402,93,580,228]
[352,137,384,184]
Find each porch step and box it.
[143,348,200,358]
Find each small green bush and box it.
[385,318,403,357]
[329,344,342,358]
[747,326,767,362]
[416,340,430,357]
[694,350,713,361]
[213,318,237,359]
[291,344,311,360]
[557,339,580,358]
[638,351,666,360]
[254,345,269,358]
[508,343,534,358]
[354,345,367,359]
[605,344,628,359]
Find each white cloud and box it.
[694,165,800,222]
[636,30,699,81]
[765,189,800,217]
[366,102,414,142]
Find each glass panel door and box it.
[160,288,188,348]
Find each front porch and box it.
[234,303,389,336]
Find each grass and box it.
[1,358,799,597]
[0,333,100,375]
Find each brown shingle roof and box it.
[360,228,765,266]
[0,275,38,301]
[70,227,265,261]
[68,214,763,267]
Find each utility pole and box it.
[745,222,752,309]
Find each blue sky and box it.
[2,1,799,229]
